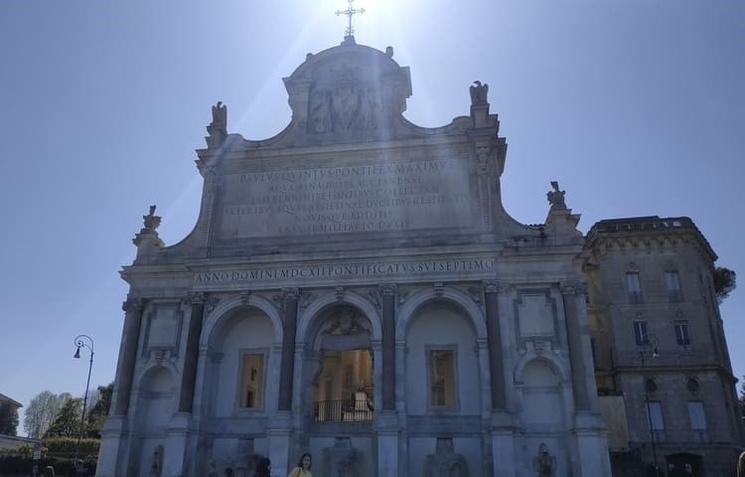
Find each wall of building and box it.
[585,218,744,476]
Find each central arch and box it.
[298,301,380,424]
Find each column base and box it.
[574,411,612,477]
[489,411,516,477]
[96,415,128,477]
[490,432,516,477]
[267,412,292,477]
[375,411,400,477]
[163,413,192,477]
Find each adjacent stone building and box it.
[96,36,741,476]
[585,217,742,476]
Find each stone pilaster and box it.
[178,293,206,413]
[560,282,591,411]
[112,298,145,416]
[483,281,506,410]
[381,283,397,411]
[267,413,293,477]
[278,288,300,411]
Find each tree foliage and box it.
[23,391,71,439]
[85,383,113,438]
[43,398,82,438]
[0,403,19,436]
[713,267,736,303]
[22,383,113,442]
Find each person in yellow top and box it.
[288,453,312,477]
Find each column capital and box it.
[560,281,587,296]
[379,283,397,296]
[483,280,508,294]
[189,292,206,305]
[281,287,301,299]
[122,297,144,313]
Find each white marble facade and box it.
[96,36,612,476]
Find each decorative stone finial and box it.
[133,205,164,259]
[206,101,228,148]
[211,101,227,128]
[546,181,567,211]
[543,181,582,241]
[140,205,161,234]
[469,80,489,106]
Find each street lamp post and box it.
[73,335,94,465]
[639,336,660,477]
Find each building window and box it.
[665,271,683,302]
[675,321,690,346]
[626,272,643,304]
[647,400,665,441]
[240,353,264,409]
[429,349,456,408]
[634,320,649,345]
[687,401,707,441]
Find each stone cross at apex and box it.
[336,0,365,38]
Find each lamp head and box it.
[74,346,81,359]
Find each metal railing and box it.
[314,399,373,422]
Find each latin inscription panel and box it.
[217,157,473,239]
[192,257,497,290]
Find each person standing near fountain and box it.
[288,453,312,477]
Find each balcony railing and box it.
[314,399,373,422]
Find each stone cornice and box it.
[122,297,145,313]
[584,216,717,262]
[611,363,735,379]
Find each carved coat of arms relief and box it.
[307,66,383,134]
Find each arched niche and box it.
[516,358,566,430]
[404,300,481,415]
[202,306,278,417]
[132,366,175,476]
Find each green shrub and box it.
[42,436,99,459]
[0,454,97,476]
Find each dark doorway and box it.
[666,453,703,477]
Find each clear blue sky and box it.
[1,1,743,434]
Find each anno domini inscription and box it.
[193,257,497,289]
[218,157,473,239]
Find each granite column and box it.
[381,284,396,411]
[178,293,206,413]
[483,281,506,409]
[561,283,591,411]
[113,298,145,416]
[278,288,299,411]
